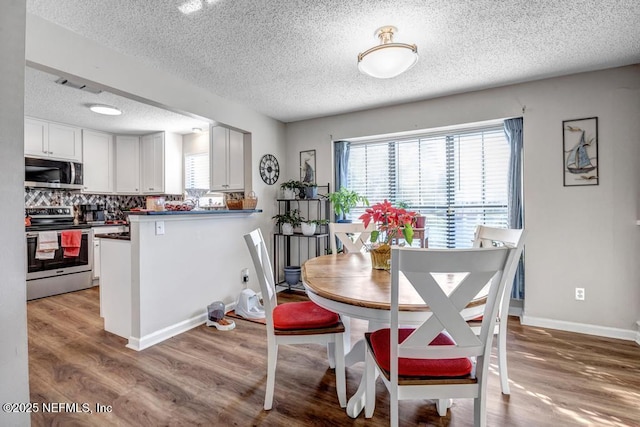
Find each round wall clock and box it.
[259,154,280,185]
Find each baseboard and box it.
[636,321,640,346]
[126,313,207,351]
[507,299,523,317]
[522,315,638,342]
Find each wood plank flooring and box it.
[27,287,640,426]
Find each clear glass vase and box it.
[369,244,391,270]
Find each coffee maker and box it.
[79,204,106,224]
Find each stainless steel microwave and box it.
[25,157,83,190]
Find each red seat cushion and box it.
[272,301,340,330]
[369,328,472,377]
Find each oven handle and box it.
[26,229,91,238]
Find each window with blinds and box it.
[344,125,510,248]
[184,152,209,190]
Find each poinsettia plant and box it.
[359,200,416,246]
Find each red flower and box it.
[359,200,416,246]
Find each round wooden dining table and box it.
[301,252,487,418]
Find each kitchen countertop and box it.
[95,231,131,241]
[125,209,262,215]
[25,222,128,232]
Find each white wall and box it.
[0,1,31,426]
[285,66,640,340]
[25,14,287,303]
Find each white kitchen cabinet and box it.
[141,131,183,194]
[100,237,131,338]
[115,135,141,193]
[92,226,126,281]
[210,126,244,191]
[25,117,82,162]
[82,129,114,193]
[93,226,126,318]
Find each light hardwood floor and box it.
[27,287,640,426]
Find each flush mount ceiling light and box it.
[178,0,203,15]
[192,127,203,133]
[88,104,122,116]
[357,26,418,79]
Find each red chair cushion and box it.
[273,301,340,330]
[370,328,472,377]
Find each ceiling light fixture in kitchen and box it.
[89,104,122,116]
[192,127,202,133]
[358,26,418,79]
[178,0,203,15]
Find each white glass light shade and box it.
[89,104,122,115]
[358,44,418,79]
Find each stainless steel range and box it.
[25,206,93,300]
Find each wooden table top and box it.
[301,253,486,312]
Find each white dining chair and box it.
[469,225,528,395]
[329,222,374,254]
[364,246,517,426]
[243,228,346,410]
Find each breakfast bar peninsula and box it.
[97,209,262,350]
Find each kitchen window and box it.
[341,123,512,248]
[184,152,209,191]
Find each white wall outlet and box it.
[575,287,585,301]
[155,221,165,235]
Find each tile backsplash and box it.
[24,188,181,220]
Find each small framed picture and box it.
[300,149,316,184]
[563,117,598,186]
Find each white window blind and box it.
[184,152,209,190]
[344,125,510,248]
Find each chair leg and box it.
[497,320,511,394]
[474,395,486,427]
[436,398,452,416]
[364,347,376,418]
[327,342,336,369]
[264,341,278,410]
[389,386,399,427]
[335,334,346,408]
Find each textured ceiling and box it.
[25,67,210,135]
[27,0,640,124]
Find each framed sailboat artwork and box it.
[563,117,598,186]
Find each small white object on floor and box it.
[206,318,236,331]
[235,288,266,319]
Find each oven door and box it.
[26,229,92,280]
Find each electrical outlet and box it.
[241,268,249,283]
[155,221,165,235]
[575,287,585,301]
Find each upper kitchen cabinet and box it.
[82,129,114,194]
[115,135,141,194]
[141,132,183,195]
[25,117,82,162]
[210,126,244,191]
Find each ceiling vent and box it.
[54,77,102,94]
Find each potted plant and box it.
[328,187,369,222]
[359,200,416,270]
[280,180,303,200]
[272,209,303,235]
[301,218,328,236]
[414,212,426,228]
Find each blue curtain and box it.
[334,140,350,192]
[504,117,524,299]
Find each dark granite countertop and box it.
[95,231,131,241]
[125,209,262,216]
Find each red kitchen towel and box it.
[61,230,82,258]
